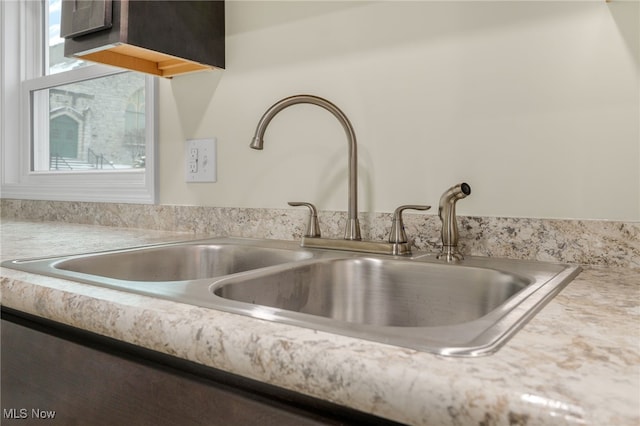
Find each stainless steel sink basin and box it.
[53,243,312,281]
[209,255,580,355]
[2,237,581,356]
[213,258,529,327]
[2,238,314,285]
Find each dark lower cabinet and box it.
[1,309,398,426]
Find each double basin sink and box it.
[2,238,581,356]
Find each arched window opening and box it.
[50,114,79,164]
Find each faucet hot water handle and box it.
[388,205,431,244]
[288,202,321,238]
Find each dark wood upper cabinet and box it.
[61,0,225,78]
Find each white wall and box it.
[158,1,639,220]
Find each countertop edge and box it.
[2,265,639,425]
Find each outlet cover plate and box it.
[185,138,217,183]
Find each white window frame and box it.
[1,0,157,204]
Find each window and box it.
[33,72,148,172]
[1,0,157,203]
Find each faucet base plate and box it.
[300,237,413,256]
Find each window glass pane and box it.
[49,0,87,74]
[33,72,147,171]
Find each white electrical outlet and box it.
[185,138,217,183]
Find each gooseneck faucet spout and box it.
[250,94,361,240]
[437,183,471,262]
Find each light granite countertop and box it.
[1,220,638,425]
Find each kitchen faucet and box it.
[250,94,361,241]
[251,94,429,255]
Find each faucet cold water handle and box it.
[388,205,431,244]
[288,202,321,238]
